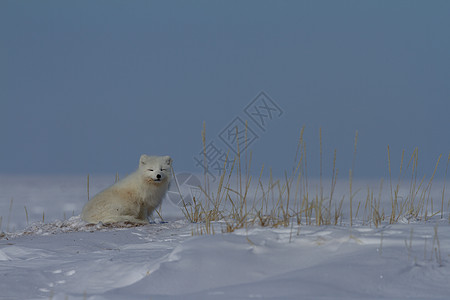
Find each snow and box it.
[1,175,450,299]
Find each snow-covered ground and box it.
[1,175,449,299]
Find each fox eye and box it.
[160,168,166,171]
[148,169,154,172]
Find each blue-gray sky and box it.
[1,0,449,179]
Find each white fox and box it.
[81,155,172,224]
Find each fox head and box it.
[139,154,172,183]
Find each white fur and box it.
[81,155,172,224]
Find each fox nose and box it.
[156,174,161,179]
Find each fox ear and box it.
[140,154,148,165]
[164,156,172,166]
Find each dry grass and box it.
[180,125,449,235]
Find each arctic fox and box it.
[81,155,172,225]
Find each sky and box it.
[1,0,449,179]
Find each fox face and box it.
[139,155,172,183]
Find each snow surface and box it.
[1,175,450,299]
